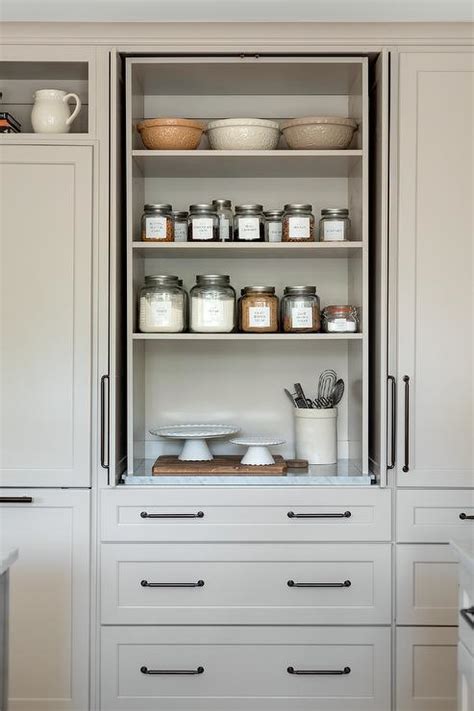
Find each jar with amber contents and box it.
[240,286,279,333]
[141,204,174,242]
[281,286,321,333]
[282,204,315,242]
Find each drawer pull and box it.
[140,511,204,519]
[460,607,474,629]
[0,496,33,503]
[459,513,474,520]
[287,511,351,519]
[287,579,351,588]
[140,666,204,675]
[402,375,410,472]
[288,666,351,676]
[141,580,205,588]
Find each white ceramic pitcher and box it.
[31,89,81,133]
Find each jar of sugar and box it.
[139,275,186,333]
[190,274,236,333]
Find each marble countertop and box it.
[450,539,474,575]
[0,549,18,577]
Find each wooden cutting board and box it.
[152,454,288,476]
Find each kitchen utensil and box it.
[281,116,358,150]
[284,388,297,407]
[137,118,205,150]
[331,379,345,406]
[317,369,337,401]
[313,396,333,409]
[294,383,312,408]
[206,118,280,150]
[230,436,285,466]
[149,424,239,461]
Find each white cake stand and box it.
[230,436,285,466]
[150,424,240,461]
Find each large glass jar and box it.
[264,210,284,242]
[281,286,321,333]
[234,204,265,242]
[141,204,174,242]
[171,210,188,242]
[139,275,186,333]
[187,204,219,242]
[282,203,315,242]
[240,286,279,333]
[190,275,236,333]
[322,305,359,333]
[319,208,351,242]
[212,199,233,242]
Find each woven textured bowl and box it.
[207,118,280,151]
[137,118,205,150]
[281,116,358,150]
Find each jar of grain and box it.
[139,275,186,333]
[240,286,279,333]
[141,204,174,242]
[322,305,359,333]
[190,275,236,333]
[319,208,351,242]
[212,199,233,241]
[281,286,321,333]
[264,210,284,242]
[234,204,265,242]
[171,210,188,242]
[282,204,315,242]
[187,204,219,242]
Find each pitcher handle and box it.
[63,93,81,126]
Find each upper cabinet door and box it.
[0,145,93,486]
[395,52,473,487]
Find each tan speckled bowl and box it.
[137,118,206,150]
[281,116,358,150]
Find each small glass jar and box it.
[212,199,233,242]
[282,204,315,242]
[234,204,265,242]
[322,305,359,333]
[139,275,185,333]
[171,210,188,242]
[187,204,219,242]
[319,208,351,242]
[281,286,321,333]
[264,210,284,243]
[240,286,279,333]
[141,204,174,242]
[190,275,236,333]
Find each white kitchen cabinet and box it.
[458,642,474,711]
[397,490,474,543]
[0,490,90,711]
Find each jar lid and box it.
[321,208,349,216]
[189,203,216,214]
[196,274,230,285]
[284,286,317,296]
[241,286,276,295]
[212,199,232,209]
[171,210,188,218]
[144,203,172,213]
[264,210,284,218]
[145,274,180,285]
[284,203,313,212]
[323,304,356,314]
[235,204,263,213]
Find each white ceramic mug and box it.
[31,89,82,134]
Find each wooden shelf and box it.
[132,241,364,259]
[133,332,363,341]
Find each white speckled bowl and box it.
[207,118,280,151]
[281,116,358,150]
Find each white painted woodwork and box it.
[0,144,93,487]
[396,627,458,711]
[458,642,474,711]
[101,625,391,711]
[396,544,458,625]
[396,52,474,487]
[458,557,474,656]
[0,490,90,711]
[100,542,391,625]
[397,489,474,542]
[101,487,391,542]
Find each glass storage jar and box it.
[319,208,351,242]
[141,204,174,242]
[282,204,315,242]
[212,199,233,242]
[264,210,284,243]
[139,275,186,333]
[190,275,236,333]
[322,305,359,333]
[171,210,188,242]
[240,286,279,333]
[187,204,219,242]
[281,286,321,333]
[234,204,265,242]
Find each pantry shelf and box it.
[132,241,364,258]
[132,332,363,341]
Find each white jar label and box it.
[327,318,356,332]
[219,216,230,241]
[288,216,310,240]
[192,217,213,241]
[291,306,313,328]
[202,300,224,326]
[150,301,172,326]
[146,215,167,240]
[238,216,259,241]
[268,222,282,242]
[249,306,270,327]
[174,222,187,242]
[323,220,345,241]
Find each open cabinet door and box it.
[109,50,127,484]
[369,50,390,486]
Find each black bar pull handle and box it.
[460,607,474,629]
[140,511,204,519]
[141,580,204,588]
[100,374,109,470]
[288,511,351,519]
[0,496,33,503]
[387,375,397,469]
[141,666,204,675]
[288,666,351,676]
[402,375,410,472]
[288,580,351,588]
[459,513,474,520]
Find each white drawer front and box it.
[101,626,391,711]
[396,627,457,711]
[397,490,474,543]
[101,488,391,542]
[459,564,474,656]
[101,543,391,625]
[458,642,474,711]
[397,545,458,625]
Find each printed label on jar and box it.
[192,217,214,241]
[327,318,356,332]
[146,216,167,240]
[268,222,282,242]
[248,306,270,327]
[174,222,188,242]
[202,300,225,326]
[288,216,310,240]
[219,217,230,241]
[150,301,172,326]
[323,220,345,241]
[291,306,313,328]
[238,216,259,241]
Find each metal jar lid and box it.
[321,208,349,217]
[284,203,313,212]
[144,203,172,213]
[264,210,284,219]
[235,204,263,214]
[196,274,230,285]
[241,286,276,295]
[145,274,180,285]
[212,199,232,209]
[189,203,216,214]
[284,286,317,296]
[171,210,188,219]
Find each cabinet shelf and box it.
[132,241,364,259]
[133,332,363,341]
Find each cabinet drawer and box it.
[397,545,458,625]
[397,490,474,543]
[101,626,391,711]
[101,488,391,542]
[458,642,474,711]
[101,542,391,625]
